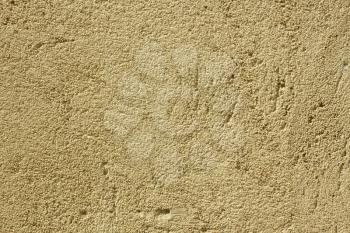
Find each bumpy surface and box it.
[1,1,350,232]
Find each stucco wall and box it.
[1,0,350,232]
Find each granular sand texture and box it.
[1,1,350,232]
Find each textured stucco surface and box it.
[1,0,350,232]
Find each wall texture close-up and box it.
[1,0,350,232]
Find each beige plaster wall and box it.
[1,0,350,232]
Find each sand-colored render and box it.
[1,0,350,232]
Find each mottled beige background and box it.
[1,0,350,232]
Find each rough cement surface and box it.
[1,0,350,232]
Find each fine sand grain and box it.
[1,1,350,232]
